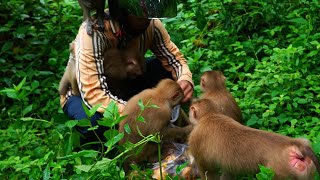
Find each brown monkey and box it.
[58,42,145,97]
[78,0,105,35]
[200,70,243,123]
[103,48,146,99]
[119,79,190,170]
[187,99,320,180]
[58,42,79,96]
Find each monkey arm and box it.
[73,23,126,114]
[150,19,194,88]
[161,125,193,142]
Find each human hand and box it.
[177,80,193,103]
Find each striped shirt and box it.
[60,15,193,115]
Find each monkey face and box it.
[156,79,184,107]
[126,62,143,79]
[125,52,146,79]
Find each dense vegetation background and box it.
[1,0,320,179]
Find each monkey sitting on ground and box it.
[58,42,145,98]
[119,79,192,170]
[187,98,320,180]
[78,0,105,35]
[200,70,243,123]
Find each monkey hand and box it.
[85,19,94,35]
[177,80,193,103]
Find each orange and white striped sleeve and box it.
[74,22,126,114]
[150,19,194,87]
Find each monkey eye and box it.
[172,92,181,100]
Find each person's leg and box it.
[63,95,105,144]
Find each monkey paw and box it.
[85,19,93,36]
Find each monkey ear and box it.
[190,106,197,119]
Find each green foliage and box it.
[165,0,320,137]
[1,0,320,179]
[255,165,275,180]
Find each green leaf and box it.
[77,119,91,127]
[290,119,298,126]
[137,116,145,122]
[89,104,102,117]
[114,115,127,125]
[22,105,33,117]
[175,162,188,174]
[97,119,113,128]
[75,164,92,172]
[58,150,99,159]
[88,125,99,131]
[104,129,119,141]
[124,123,131,134]
[1,42,13,55]
[246,114,259,126]
[65,120,78,129]
[105,133,124,149]
[15,77,27,91]
[256,165,274,180]
[43,164,50,180]
[149,104,160,108]
[43,151,54,161]
[287,17,308,25]
[277,114,288,124]
[286,104,292,111]
[138,99,145,111]
[81,102,91,118]
[307,50,318,57]
[0,26,10,33]
[292,102,298,108]
[297,99,308,104]
[103,101,117,118]
[38,71,54,76]
[17,89,29,100]
[312,140,320,153]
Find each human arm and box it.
[150,19,194,102]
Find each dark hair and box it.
[108,0,128,20]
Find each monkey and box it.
[103,48,146,99]
[187,98,320,180]
[199,70,243,123]
[78,0,105,35]
[119,79,192,170]
[58,42,145,98]
[58,42,79,96]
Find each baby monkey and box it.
[58,41,145,97]
[187,99,320,180]
[78,0,105,35]
[200,70,243,123]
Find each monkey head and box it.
[125,51,146,79]
[200,70,226,92]
[155,79,184,107]
[189,98,217,125]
